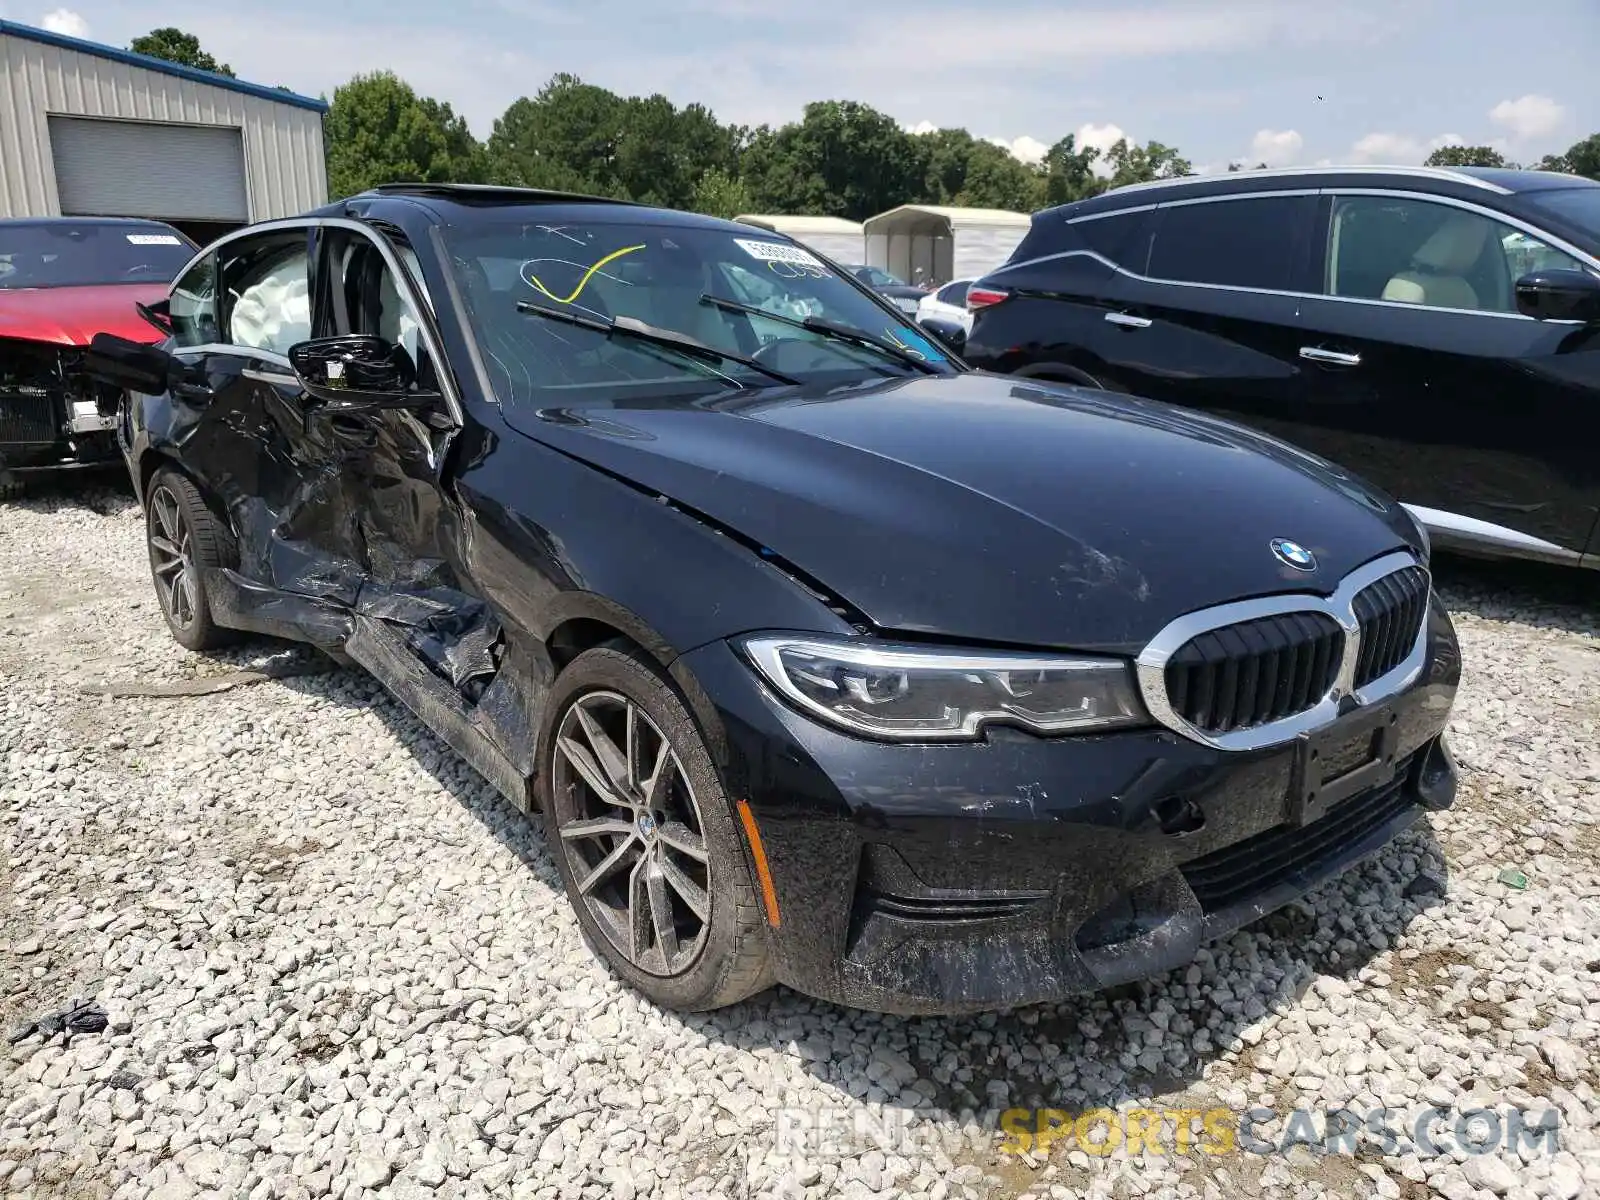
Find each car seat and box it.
[1381,214,1490,311]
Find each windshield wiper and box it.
[515,301,801,386]
[698,294,941,375]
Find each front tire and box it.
[538,644,774,1011]
[145,467,240,652]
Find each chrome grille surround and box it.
[1135,551,1431,751]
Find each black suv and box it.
[963,167,1600,568]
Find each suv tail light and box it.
[966,286,1010,312]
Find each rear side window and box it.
[937,280,970,305]
[1075,210,1154,271]
[1146,196,1311,290]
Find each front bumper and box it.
[675,596,1460,1016]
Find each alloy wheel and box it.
[147,484,198,630]
[551,689,712,976]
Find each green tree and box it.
[129,27,234,77]
[1227,160,1270,171]
[1039,134,1103,206]
[955,140,1041,211]
[1424,145,1508,168]
[740,101,924,221]
[323,71,486,201]
[486,74,627,197]
[1537,133,1600,179]
[1101,139,1192,190]
[689,168,751,219]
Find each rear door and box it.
[1288,190,1600,561]
[1098,192,1317,414]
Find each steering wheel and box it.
[122,264,160,278]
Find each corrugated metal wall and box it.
[0,33,326,221]
[951,224,1029,282]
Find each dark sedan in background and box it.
[842,262,929,316]
[87,184,1459,1015]
[0,217,197,497]
[963,165,1600,570]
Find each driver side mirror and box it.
[84,332,177,395]
[1514,269,1600,323]
[287,335,441,408]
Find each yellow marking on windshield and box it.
[882,328,929,360]
[524,243,646,305]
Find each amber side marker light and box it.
[735,799,782,928]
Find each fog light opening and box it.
[1153,796,1205,837]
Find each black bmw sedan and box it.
[86,184,1460,1016]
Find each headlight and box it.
[738,634,1147,741]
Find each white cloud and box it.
[1248,128,1302,166]
[1349,130,1475,164]
[1489,94,1565,141]
[1073,122,1130,176]
[38,7,88,36]
[904,120,939,136]
[992,135,1048,165]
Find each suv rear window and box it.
[1146,196,1310,290]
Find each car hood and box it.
[0,283,169,346]
[515,373,1423,653]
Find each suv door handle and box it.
[1299,346,1362,367]
[1105,312,1152,329]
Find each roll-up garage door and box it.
[48,116,248,222]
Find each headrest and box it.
[1412,214,1490,273]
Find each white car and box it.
[915,279,973,337]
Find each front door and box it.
[1287,191,1600,562]
[313,226,485,692]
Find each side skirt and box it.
[344,613,534,814]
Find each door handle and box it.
[243,366,301,388]
[1105,312,1152,329]
[1299,347,1362,367]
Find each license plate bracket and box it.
[1288,704,1402,827]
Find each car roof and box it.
[315,183,776,238]
[1048,164,1600,221]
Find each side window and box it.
[937,281,970,306]
[328,231,437,388]
[220,231,311,356]
[1074,210,1154,271]
[1146,196,1310,290]
[1326,195,1585,314]
[169,253,220,348]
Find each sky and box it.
[6,0,1596,176]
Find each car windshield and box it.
[1522,187,1600,256]
[443,219,955,406]
[0,221,195,289]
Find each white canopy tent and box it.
[732,214,865,266]
[862,205,1032,286]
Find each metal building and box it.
[733,214,865,265]
[863,205,1032,286]
[0,20,327,243]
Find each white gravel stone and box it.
[5,487,1600,1200]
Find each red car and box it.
[1,217,198,498]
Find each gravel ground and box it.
[3,479,1600,1200]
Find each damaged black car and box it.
[86,184,1461,1015]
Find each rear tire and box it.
[538,644,774,1012]
[145,466,240,653]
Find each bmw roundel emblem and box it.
[1270,538,1317,571]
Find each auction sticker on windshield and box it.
[734,239,828,271]
[127,234,183,245]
